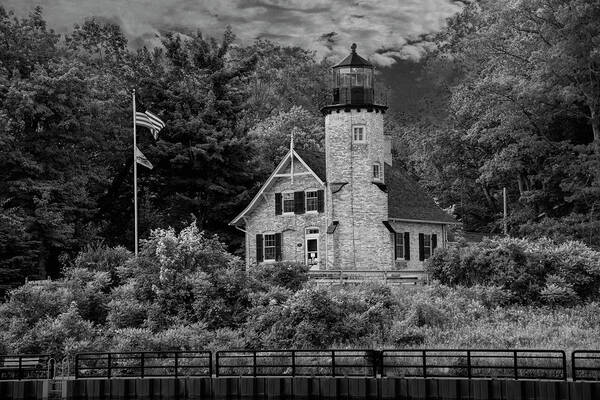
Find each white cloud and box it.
[3,0,463,66]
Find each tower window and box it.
[353,125,366,142]
[373,163,381,180]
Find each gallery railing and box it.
[74,351,212,379]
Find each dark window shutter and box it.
[432,234,437,253]
[275,193,282,215]
[275,233,282,261]
[317,190,325,212]
[256,234,263,262]
[404,232,410,260]
[418,233,425,261]
[294,191,305,214]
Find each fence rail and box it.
[74,351,211,379]
[2,348,598,381]
[382,349,567,381]
[0,354,52,380]
[308,269,428,285]
[572,350,600,381]
[215,349,567,380]
[216,350,378,377]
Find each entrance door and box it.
[305,228,320,269]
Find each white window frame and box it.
[352,125,366,143]
[423,234,432,260]
[373,162,381,181]
[395,232,404,260]
[305,227,320,268]
[305,190,319,213]
[282,192,294,214]
[263,233,277,261]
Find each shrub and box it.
[426,237,600,305]
[248,261,309,291]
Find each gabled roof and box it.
[229,149,324,226]
[295,149,326,182]
[386,163,457,224]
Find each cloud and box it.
[3,0,463,67]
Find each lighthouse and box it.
[322,43,392,270]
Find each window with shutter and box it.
[282,192,294,213]
[294,191,305,214]
[275,233,282,261]
[305,190,318,212]
[317,190,325,212]
[256,234,263,262]
[263,234,276,261]
[394,232,404,260]
[275,193,282,215]
[419,233,433,260]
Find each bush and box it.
[248,261,309,291]
[244,283,396,348]
[426,237,600,305]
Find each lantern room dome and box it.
[334,43,373,68]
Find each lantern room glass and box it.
[334,67,373,89]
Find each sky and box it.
[3,0,464,114]
[3,0,463,67]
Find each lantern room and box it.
[331,43,375,106]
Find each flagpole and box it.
[133,89,138,256]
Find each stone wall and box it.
[325,108,392,270]
[389,221,446,270]
[245,158,327,268]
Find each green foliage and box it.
[244,284,397,348]
[427,237,600,304]
[248,261,309,291]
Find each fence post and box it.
[18,356,23,380]
[253,351,257,377]
[561,351,567,381]
[107,353,112,379]
[141,353,145,378]
[331,350,336,377]
[209,352,213,377]
[422,350,427,379]
[75,355,79,379]
[467,350,472,379]
[215,352,220,377]
[291,351,296,377]
[571,352,577,382]
[175,353,179,379]
[513,351,518,380]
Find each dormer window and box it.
[353,125,366,143]
[373,163,381,180]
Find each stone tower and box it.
[323,44,392,270]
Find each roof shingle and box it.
[385,163,456,224]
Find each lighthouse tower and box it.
[323,44,392,270]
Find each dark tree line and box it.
[0,7,327,290]
[1,1,599,291]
